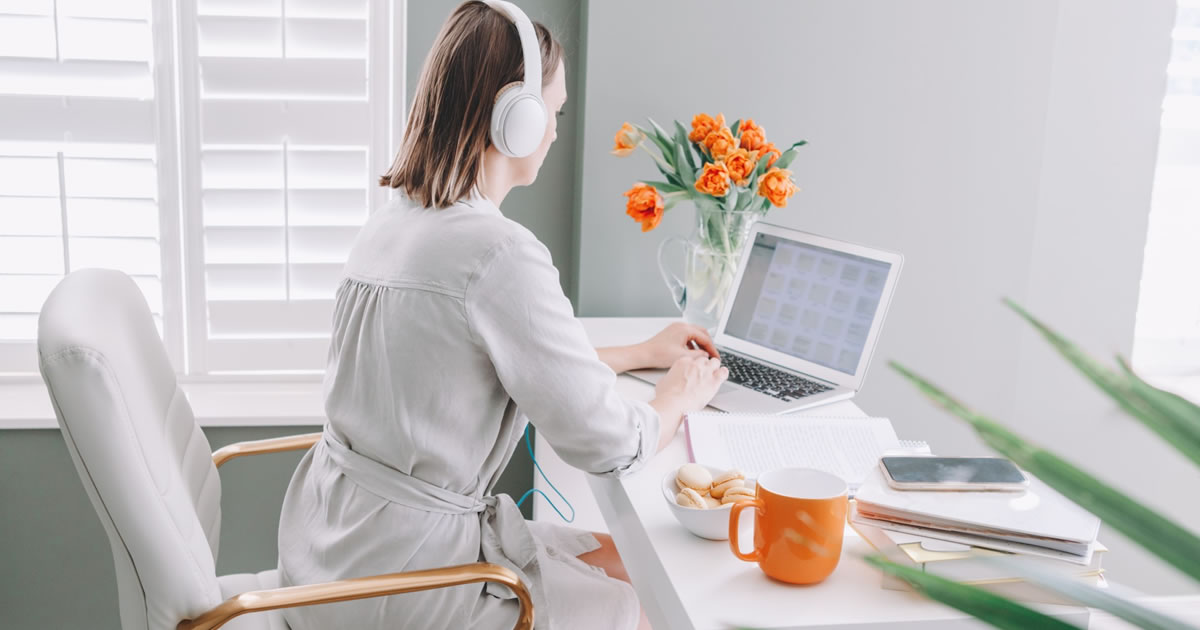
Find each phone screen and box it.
[881,456,1026,484]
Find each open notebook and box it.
[683,412,929,492]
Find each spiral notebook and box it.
[683,412,929,492]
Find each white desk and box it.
[534,317,1091,629]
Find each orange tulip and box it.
[738,119,766,152]
[704,127,737,160]
[723,148,756,187]
[624,183,665,231]
[757,167,798,208]
[758,142,782,168]
[695,162,731,197]
[612,122,642,156]
[688,112,726,143]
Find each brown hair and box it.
[380,1,563,208]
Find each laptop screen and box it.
[724,231,893,375]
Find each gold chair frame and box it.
[178,434,534,630]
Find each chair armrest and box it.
[211,433,322,468]
[177,562,533,630]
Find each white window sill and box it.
[1,380,326,430]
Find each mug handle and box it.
[656,236,688,313]
[728,498,765,563]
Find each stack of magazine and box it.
[850,466,1106,604]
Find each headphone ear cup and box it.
[491,82,547,158]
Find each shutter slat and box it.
[0,15,56,58]
[0,96,157,143]
[59,17,152,62]
[205,263,287,300]
[0,340,37,372]
[0,58,153,99]
[0,197,61,235]
[199,58,366,101]
[201,100,369,144]
[205,226,286,264]
[68,236,161,277]
[0,236,63,274]
[208,299,333,336]
[289,262,344,300]
[289,189,366,226]
[207,337,328,373]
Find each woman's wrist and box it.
[596,343,651,374]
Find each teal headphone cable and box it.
[515,425,575,523]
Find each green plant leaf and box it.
[729,118,741,137]
[726,184,739,209]
[774,147,801,171]
[673,121,698,173]
[647,118,674,149]
[889,360,1200,583]
[789,140,808,150]
[653,161,684,189]
[675,141,696,189]
[638,121,675,168]
[864,556,1079,630]
[1116,356,1200,453]
[1003,298,1200,469]
[641,180,685,194]
[984,557,1199,630]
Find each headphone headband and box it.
[483,0,542,96]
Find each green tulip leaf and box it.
[641,180,685,194]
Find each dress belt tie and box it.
[317,428,547,622]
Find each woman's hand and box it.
[649,355,729,451]
[595,322,719,374]
[638,322,720,369]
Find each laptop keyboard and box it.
[719,351,833,402]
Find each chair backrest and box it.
[38,269,225,630]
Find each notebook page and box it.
[685,414,901,488]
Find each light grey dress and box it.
[276,192,660,630]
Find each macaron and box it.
[674,478,711,495]
[675,463,713,493]
[675,487,706,509]
[710,469,746,498]
[720,486,756,504]
[703,495,722,509]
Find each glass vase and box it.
[657,206,761,332]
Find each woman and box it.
[276,2,727,629]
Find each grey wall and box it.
[576,0,1191,594]
[0,3,589,628]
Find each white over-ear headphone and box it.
[483,0,547,158]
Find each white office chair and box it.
[38,269,533,630]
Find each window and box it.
[1134,0,1200,380]
[0,0,404,377]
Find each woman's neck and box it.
[479,149,515,206]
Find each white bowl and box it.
[661,465,756,541]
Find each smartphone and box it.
[879,456,1028,491]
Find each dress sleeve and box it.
[466,231,660,477]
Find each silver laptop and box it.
[631,223,903,414]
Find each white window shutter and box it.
[0,0,182,374]
[178,0,400,374]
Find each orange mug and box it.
[728,468,848,584]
